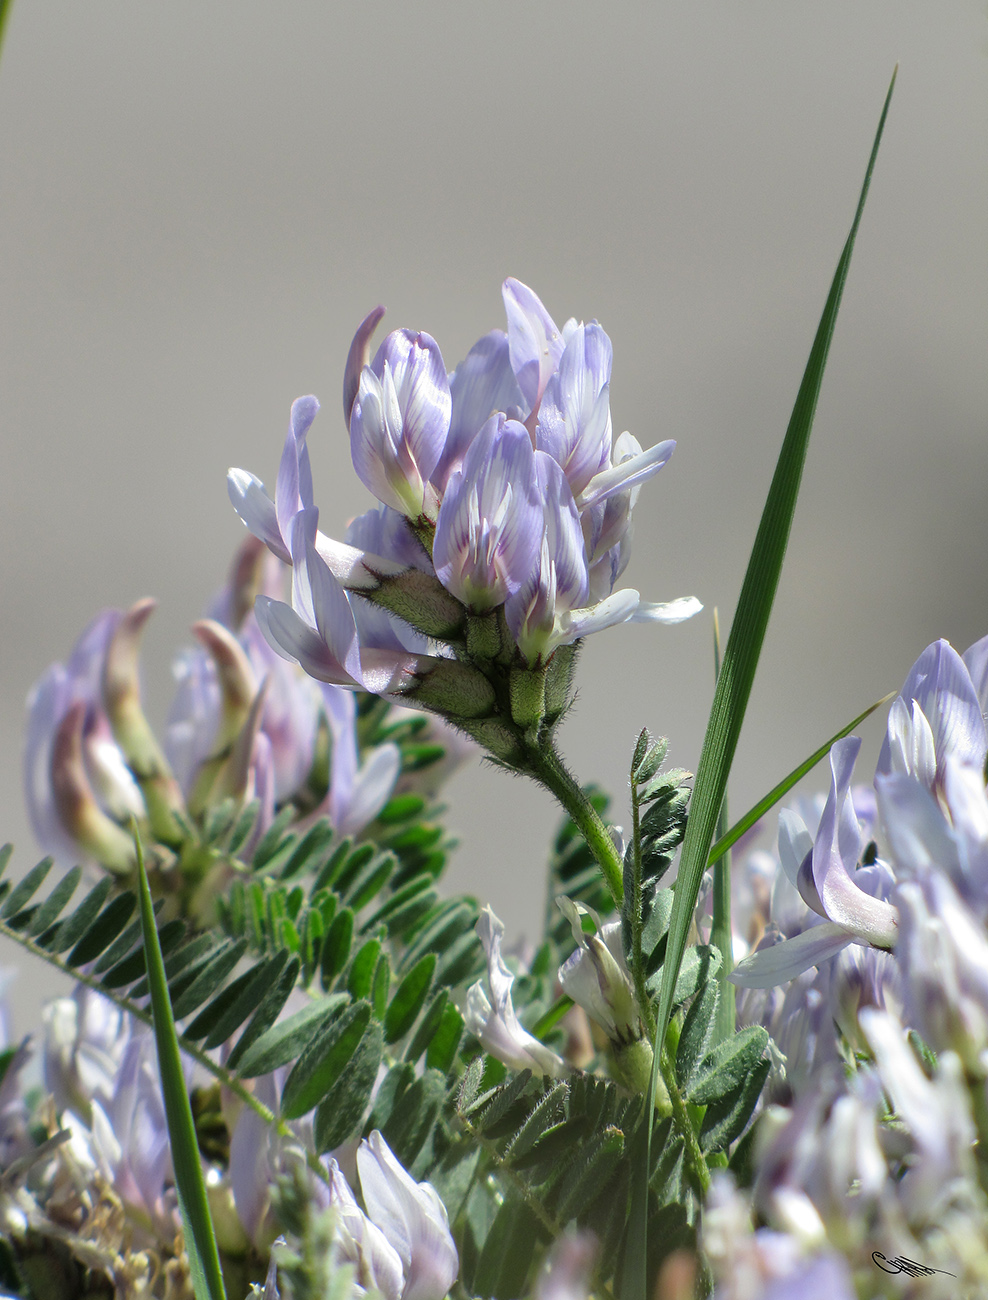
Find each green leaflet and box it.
[280,999,372,1120]
[135,828,226,1300]
[235,993,349,1078]
[683,1026,769,1106]
[384,952,437,1044]
[313,1021,384,1152]
[625,72,899,1300]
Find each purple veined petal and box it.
[290,509,365,687]
[813,738,898,947]
[313,530,412,591]
[351,330,451,518]
[275,396,319,548]
[254,597,361,688]
[536,322,614,497]
[877,638,988,786]
[228,468,292,565]
[963,631,988,717]
[343,305,387,427]
[884,697,937,788]
[504,454,588,662]
[577,438,676,511]
[729,922,855,988]
[502,278,565,418]
[433,414,542,611]
[435,330,525,491]
[631,596,703,624]
[356,1131,459,1300]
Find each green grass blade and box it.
[626,69,898,1300]
[653,64,896,1062]
[706,689,895,868]
[135,827,227,1300]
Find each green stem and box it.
[526,735,624,906]
[659,1044,711,1197]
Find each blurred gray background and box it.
[1,2,986,1032]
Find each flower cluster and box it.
[24,537,401,916]
[228,281,699,754]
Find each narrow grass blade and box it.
[653,65,897,1063]
[135,826,227,1300]
[706,690,895,868]
[627,70,898,1300]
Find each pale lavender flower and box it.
[432,414,542,612]
[325,1155,405,1299]
[502,277,568,427]
[876,637,988,801]
[88,1027,178,1241]
[504,453,589,663]
[535,322,613,498]
[255,507,424,695]
[465,907,567,1078]
[24,610,144,872]
[320,684,400,837]
[732,738,898,988]
[350,329,451,521]
[355,1130,459,1300]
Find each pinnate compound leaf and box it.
[41,877,113,952]
[553,1125,625,1222]
[25,865,81,936]
[170,939,249,1020]
[424,1001,464,1074]
[68,893,136,966]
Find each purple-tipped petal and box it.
[343,305,386,426]
[502,278,564,416]
[433,414,542,611]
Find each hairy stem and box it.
[660,1043,711,1198]
[525,734,624,906]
